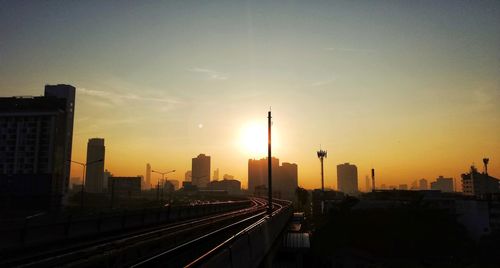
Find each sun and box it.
[239,122,279,157]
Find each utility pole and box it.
[267,110,273,215]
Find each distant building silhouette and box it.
[410,180,418,190]
[277,162,298,199]
[108,176,141,197]
[419,178,428,190]
[185,170,192,181]
[248,157,279,194]
[399,184,408,190]
[462,165,500,196]
[223,174,234,180]
[430,176,454,192]
[0,84,75,210]
[365,175,371,192]
[337,163,358,195]
[248,157,297,199]
[145,163,151,189]
[192,154,210,188]
[168,179,180,190]
[213,168,219,180]
[85,138,105,193]
[163,180,175,192]
[207,179,241,195]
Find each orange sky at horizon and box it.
[68,107,499,191]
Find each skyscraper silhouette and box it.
[85,138,105,193]
[248,157,279,194]
[337,163,358,195]
[248,157,297,199]
[213,168,219,180]
[192,154,210,188]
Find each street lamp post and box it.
[152,169,175,204]
[69,159,103,209]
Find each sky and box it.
[1,1,499,190]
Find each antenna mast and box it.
[317,149,327,192]
[483,158,489,175]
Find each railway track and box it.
[2,198,268,268]
[132,199,290,268]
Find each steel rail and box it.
[3,199,265,268]
[185,200,288,267]
[131,199,288,268]
[130,210,269,267]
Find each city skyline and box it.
[1,1,499,189]
[1,86,498,193]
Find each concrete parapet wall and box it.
[202,204,292,268]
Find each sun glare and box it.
[239,122,280,157]
[240,122,268,157]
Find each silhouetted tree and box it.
[295,187,309,210]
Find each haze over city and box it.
[1,1,498,189]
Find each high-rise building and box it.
[248,157,279,194]
[85,138,105,193]
[419,178,428,190]
[213,168,219,180]
[462,165,500,196]
[365,175,371,192]
[0,84,75,210]
[192,154,210,188]
[337,163,358,195]
[223,174,234,180]
[185,170,192,181]
[277,162,298,199]
[248,157,297,199]
[145,163,151,189]
[430,176,454,192]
